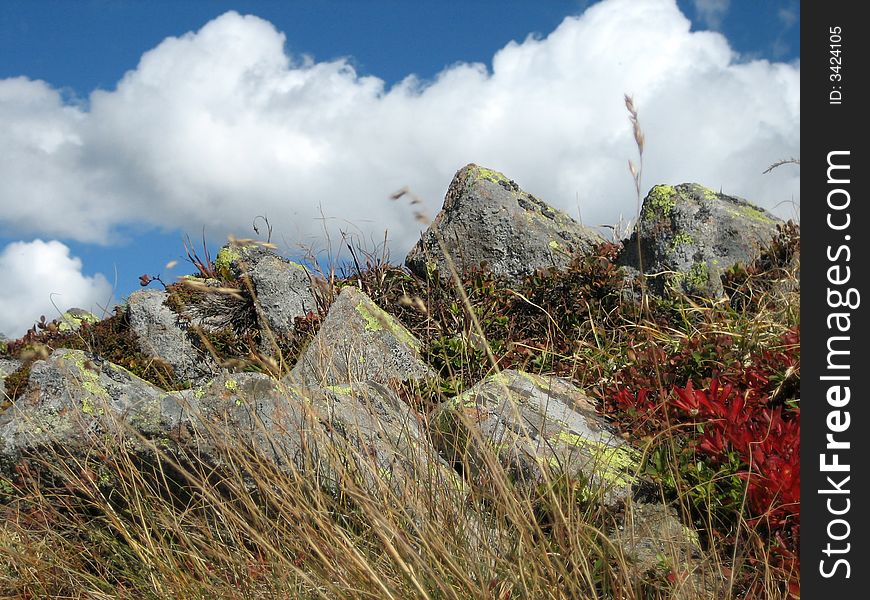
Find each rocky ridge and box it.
[0,163,795,596]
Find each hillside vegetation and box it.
[0,213,799,598]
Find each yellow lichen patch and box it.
[644,185,677,219]
[514,371,548,388]
[224,379,238,391]
[58,310,99,332]
[448,388,480,409]
[553,431,640,489]
[727,204,777,224]
[670,232,694,251]
[325,384,354,395]
[70,354,109,415]
[214,245,243,279]
[472,166,510,186]
[354,299,420,351]
[699,186,719,202]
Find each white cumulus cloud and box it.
[0,240,113,338]
[1,0,799,262]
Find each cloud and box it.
[0,240,113,338]
[0,0,800,261]
[691,0,731,29]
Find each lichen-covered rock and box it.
[287,286,435,386]
[183,374,456,498]
[57,308,100,332]
[214,242,318,335]
[406,164,604,284]
[619,183,782,298]
[432,370,642,507]
[0,351,456,505]
[0,349,184,462]
[127,289,214,384]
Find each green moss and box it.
[670,262,711,294]
[1,364,31,402]
[643,185,677,220]
[686,262,710,289]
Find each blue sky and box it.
[0,0,799,338]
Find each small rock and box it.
[286,286,435,386]
[406,164,604,284]
[611,501,724,599]
[57,308,100,332]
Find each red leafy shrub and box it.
[603,327,800,588]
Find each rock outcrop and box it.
[0,349,446,494]
[0,166,794,593]
[287,286,435,387]
[0,349,183,464]
[406,164,604,284]
[619,183,782,298]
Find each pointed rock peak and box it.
[406,164,604,284]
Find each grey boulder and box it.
[619,183,782,298]
[406,164,604,284]
[287,286,435,387]
[213,242,318,336]
[127,289,214,383]
[0,349,184,463]
[431,370,642,508]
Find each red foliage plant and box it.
[606,327,800,586]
